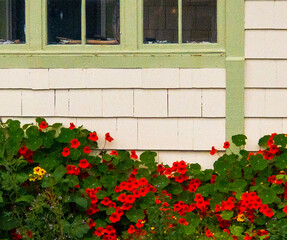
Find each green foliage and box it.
[0,120,287,240]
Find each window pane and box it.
[0,0,25,44]
[86,0,120,45]
[48,0,82,44]
[144,0,178,44]
[182,0,217,43]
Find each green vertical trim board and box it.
[225,0,245,143]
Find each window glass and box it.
[0,0,25,44]
[86,0,120,45]
[144,0,178,44]
[182,0,217,43]
[48,0,82,44]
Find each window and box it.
[47,0,120,45]
[143,0,217,44]
[0,0,25,44]
[0,0,229,68]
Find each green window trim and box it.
[0,0,228,68]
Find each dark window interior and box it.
[144,0,217,44]
[48,0,120,45]
[0,0,25,44]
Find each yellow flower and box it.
[29,174,37,182]
[33,166,41,174]
[151,227,155,230]
[237,213,245,222]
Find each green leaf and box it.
[70,195,88,209]
[0,128,6,143]
[52,123,62,128]
[126,207,145,223]
[16,172,29,184]
[250,154,268,171]
[26,135,43,151]
[36,117,46,125]
[214,158,232,175]
[0,191,3,203]
[152,175,170,189]
[140,151,157,164]
[70,149,81,161]
[101,175,117,188]
[26,125,40,137]
[16,195,34,203]
[57,128,75,143]
[232,134,247,147]
[171,183,183,195]
[42,130,55,148]
[0,216,19,230]
[64,175,79,188]
[102,154,112,162]
[258,135,270,148]
[98,163,109,173]
[258,188,277,204]
[54,165,67,181]
[275,153,287,170]
[83,176,102,189]
[273,134,287,147]
[230,179,247,192]
[196,184,212,197]
[8,120,20,132]
[10,128,24,142]
[230,225,244,237]
[222,210,234,220]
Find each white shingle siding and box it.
[245,0,287,151]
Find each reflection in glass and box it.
[144,0,178,44]
[86,0,120,45]
[182,0,217,43]
[48,0,82,44]
[0,0,25,44]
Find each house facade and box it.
[0,0,285,169]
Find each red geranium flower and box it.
[69,122,75,130]
[70,139,80,149]
[39,121,48,129]
[110,150,118,156]
[210,146,217,155]
[105,133,114,142]
[62,147,70,157]
[130,150,138,159]
[83,146,91,154]
[93,227,104,237]
[223,141,230,149]
[127,225,136,234]
[79,159,90,169]
[89,132,98,141]
[26,230,33,239]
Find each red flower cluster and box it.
[194,194,210,212]
[174,201,196,216]
[66,165,80,175]
[18,146,34,164]
[188,179,201,192]
[211,174,217,184]
[93,225,117,240]
[130,150,138,159]
[178,218,189,226]
[86,188,101,216]
[217,197,236,211]
[206,229,215,239]
[239,192,262,213]
[259,204,274,218]
[69,122,75,130]
[268,175,283,185]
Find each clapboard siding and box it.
[245,0,287,150]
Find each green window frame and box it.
[0,0,238,69]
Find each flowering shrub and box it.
[0,118,287,239]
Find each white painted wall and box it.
[0,68,226,169]
[245,0,287,150]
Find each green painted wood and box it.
[29,0,42,50]
[225,0,245,143]
[0,54,225,68]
